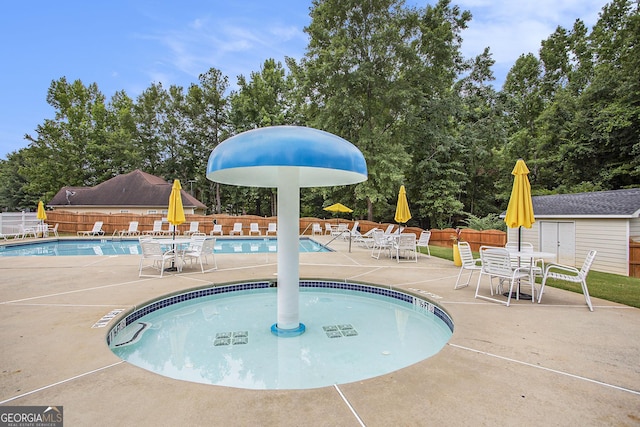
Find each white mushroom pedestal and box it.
[206,126,367,337]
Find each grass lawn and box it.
[423,245,640,309]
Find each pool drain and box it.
[323,324,358,338]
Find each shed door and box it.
[540,221,575,265]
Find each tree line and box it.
[0,0,637,230]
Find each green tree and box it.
[301,0,415,221]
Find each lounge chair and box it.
[266,223,277,235]
[77,221,104,237]
[184,221,200,236]
[354,227,378,248]
[115,221,139,236]
[211,224,223,236]
[312,223,323,236]
[383,224,396,235]
[249,223,261,235]
[230,223,243,236]
[143,220,164,236]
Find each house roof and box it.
[48,169,207,210]
[531,188,640,218]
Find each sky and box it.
[0,0,610,159]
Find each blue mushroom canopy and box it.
[206,126,368,188]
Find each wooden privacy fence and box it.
[45,210,506,247]
[629,241,640,278]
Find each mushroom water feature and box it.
[206,126,367,337]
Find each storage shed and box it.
[506,188,640,276]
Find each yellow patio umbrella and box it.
[167,179,186,232]
[323,202,353,225]
[36,200,47,238]
[504,159,535,232]
[394,185,412,225]
[166,179,185,271]
[323,203,353,213]
[504,159,535,299]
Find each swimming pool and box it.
[108,281,454,390]
[0,237,330,257]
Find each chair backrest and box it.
[267,223,277,233]
[233,223,243,232]
[188,221,199,232]
[417,231,431,246]
[350,221,360,234]
[383,224,395,234]
[201,238,216,254]
[580,250,597,277]
[128,221,138,232]
[52,223,59,232]
[325,223,332,232]
[372,229,387,245]
[187,235,207,252]
[212,224,223,233]
[250,223,259,232]
[458,241,476,266]
[152,220,163,231]
[140,239,163,257]
[93,221,104,232]
[312,223,322,233]
[480,247,513,277]
[397,233,416,249]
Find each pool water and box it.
[0,237,330,257]
[108,283,453,390]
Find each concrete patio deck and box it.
[0,236,638,426]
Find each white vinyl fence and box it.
[0,212,40,235]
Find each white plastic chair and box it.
[211,224,223,236]
[181,237,217,273]
[324,223,333,235]
[393,233,417,262]
[230,223,243,235]
[416,231,431,257]
[538,250,597,311]
[474,247,532,306]
[505,241,544,280]
[454,241,482,289]
[371,230,392,259]
[266,223,277,235]
[138,239,177,278]
[249,223,261,235]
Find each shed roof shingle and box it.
[532,188,640,217]
[48,169,207,209]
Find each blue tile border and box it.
[107,280,454,345]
